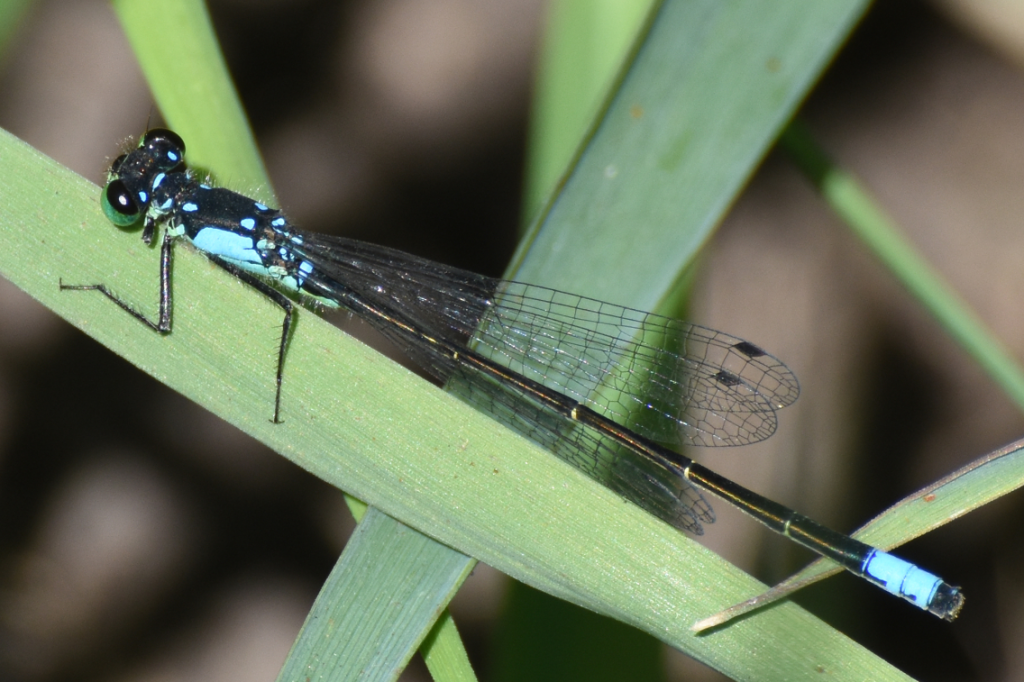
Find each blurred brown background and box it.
[1,0,1024,680]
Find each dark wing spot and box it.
[713,370,743,387]
[733,341,766,358]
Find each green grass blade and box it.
[339,500,480,680]
[0,0,33,64]
[522,0,656,224]
[513,0,869,307]
[782,121,1024,410]
[274,508,475,682]
[421,612,478,682]
[0,123,916,682]
[111,0,270,198]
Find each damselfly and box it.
[61,129,963,620]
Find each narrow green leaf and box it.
[111,0,270,199]
[522,0,657,223]
[782,121,1024,410]
[0,0,33,64]
[275,508,475,682]
[421,613,478,682]
[513,0,869,310]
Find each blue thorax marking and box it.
[192,227,263,267]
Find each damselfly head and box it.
[100,128,188,229]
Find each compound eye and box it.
[109,153,128,174]
[102,179,143,227]
[143,128,186,154]
[142,128,186,172]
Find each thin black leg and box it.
[60,230,174,333]
[210,257,295,424]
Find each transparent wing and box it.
[292,233,799,448]
[292,233,799,534]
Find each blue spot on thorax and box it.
[192,227,262,267]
